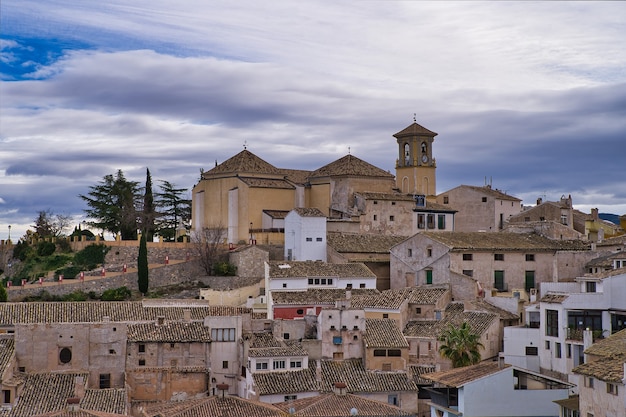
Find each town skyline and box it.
[2,1,626,241]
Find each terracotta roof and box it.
[451,185,521,202]
[540,293,569,303]
[572,353,626,383]
[363,319,409,349]
[409,364,437,385]
[466,299,519,321]
[403,302,498,338]
[268,261,376,279]
[274,392,413,416]
[327,232,406,254]
[422,231,589,252]
[290,207,326,217]
[0,338,14,377]
[263,210,290,219]
[355,192,416,202]
[393,122,438,138]
[413,200,458,213]
[249,344,308,358]
[422,361,509,387]
[127,321,212,342]
[79,389,128,415]
[239,177,295,189]
[278,168,312,185]
[351,286,448,310]
[140,396,284,417]
[310,155,393,179]
[320,359,417,393]
[203,150,281,177]
[597,234,626,247]
[584,328,626,357]
[253,365,319,395]
[248,332,283,348]
[8,372,90,416]
[585,252,626,268]
[0,302,251,325]
[271,288,380,305]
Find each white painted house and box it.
[284,207,327,262]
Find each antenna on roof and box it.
[348,146,351,155]
[413,113,417,122]
[243,140,247,150]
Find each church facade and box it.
[191,120,442,244]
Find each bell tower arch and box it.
[394,117,437,197]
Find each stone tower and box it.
[394,118,438,197]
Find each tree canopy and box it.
[155,180,191,241]
[438,322,484,368]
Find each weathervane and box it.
[348,146,351,155]
[413,113,416,122]
[243,140,247,150]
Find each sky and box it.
[1,1,625,241]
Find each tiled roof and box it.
[0,338,14,377]
[271,288,379,305]
[239,177,295,189]
[248,332,284,348]
[268,261,376,279]
[249,344,308,358]
[262,210,290,219]
[423,232,589,252]
[326,232,406,254]
[203,150,281,177]
[291,207,326,217]
[363,319,409,349]
[458,185,521,202]
[409,364,437,385]
[572,353,626,383]
[393,122,438,138]
[141,396,285,417]
[320,359,417,393]
[585,252,626,268]
[8,372,89,417]
[79,389,128,415]
[467,299,519,321]
[32,410,125,417]
[355,192,416,202]
[253,365,319,395]
[403,302,498,338]
[278,168,312,185]
[351,286,448,310]
[0,302,251,325]
[597,234,626,247]
[421,361,509,387]
[413,200,457,213]
[584,328,626,357]
[274,393,413,416]
[310,155,393,179]
[540,293,569,303]
[127,321,212,342]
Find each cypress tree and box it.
[137,233,149,295]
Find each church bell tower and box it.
[394,117,437,197]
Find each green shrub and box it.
[55,265,82,280]
[57,238,72,253]
[101,286,132,301]
[12,241,33,262]
[37,241,56,257]
[213,262,237,276]
[74,244,109,270]
[63,291,88,301]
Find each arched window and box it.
[59,347,72,364]
[421,142,427,154]
[404,143,410,165]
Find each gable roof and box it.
[351,286,448,310]
[252,365,319,395]
[572,353,626,383]
[422,361,508,387]
[140,396,285,417]
[271,288,380,305]
[327,232,405,254]
[393,122,438,138]
[403,302,498,338]
[442,185,521,202]
[126,321,212,343]
[274,392,414,416]
[203,150,281,177]
[290,207,326,218]
[363,319,409,349]
[584,328,626,358]
[320,359,417,393]
[419,231,590,252]
[309,154,393,179]
[267,261,376,279]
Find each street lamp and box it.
[7,225,11,243]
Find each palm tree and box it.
[438,322,484,368]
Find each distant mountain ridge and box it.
[599,213,620,224]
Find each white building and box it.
[284,207,327,262]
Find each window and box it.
[284,395,297,401]
[585,377,594,388]
[306,237,312,242]
[443,196,449,204]
[59,347,72,364]
[346,284,352,289]
[494,253,504,261]
[388,349,401,357]
[546,310,559,337]
[525,254,535,261]
[388,394,398,406]
[333,336,342,345]
[296,308,304,314]
[283,333,290,339]
[417,214,425,229]
[555,342,562,358]
[425,270,433,285]
[525,271,535,292]
[427,247,432,257]
[170,343,175,348]
[607,383,618,395]
[373,214,378,221]
[389,215,395,222]
[139,359,146,366]
[407,248,412,257]
[290,361,302,368]
[392,201,396,206]
[463,253,473,261]
[427,214,435,229]
[561,214,568,225]
[382,313,389,319]
[482,197,487,202]
[374,349,386,357]
[373,200,378,205]
[211,328,236,342]
[316,237,323,242]
[545,341,550,350]
[438,214,446,229]
[282,283,287,288]
[359,283,366,288]
[566,343,572,358]
[525,346,538,356]
[138,344,145,353]
[314,278,320,285]
[222,361,229,369]
[2,390,10,404]
[585,281,596,293]
[415,307,422,314]
[462,270,473,277]
[308,278,313,284]
[273,360,286,370]
[99,373,111,389]
[382,363,392,371]
[256,362,268,370]
[494,270,505,291]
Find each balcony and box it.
[566,327,605,342]
[423,387,458,408]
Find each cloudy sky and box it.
[1,1,625,241]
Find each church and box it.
[191,119,452,244]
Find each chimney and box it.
[536,197,542,205]
[315,361,322,382]
[591,208,599,221]
[183,309,191,322]
[66,397,81,412]
[157,316,165,326]
[333,382,347,396]
[73,376,85,400]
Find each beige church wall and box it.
[308,183,331,216]
[193,176,241,230]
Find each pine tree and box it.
[137,233,149,295]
